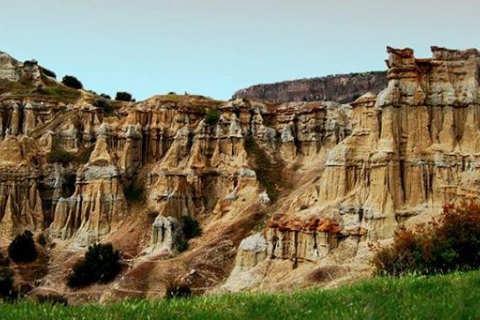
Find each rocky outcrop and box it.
[0,51,42,84]
[1,46,480,300]
[232,71,387,104]
[223,46,480,293]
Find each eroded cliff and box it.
[0,46,479,301]
[232,71,387,104]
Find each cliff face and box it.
[0,46,479,301]
[232,71,387,104]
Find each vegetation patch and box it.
[1,272,480,318]
[67,243,122,288]
[61,76,83,90]
[8,231,37,263]
[373,202,480,276]
[181,216,202,240]
[115,91,134,102]
[0,267,15,301]
[245,137,286,203]
[46,150,75,165]
[204,108,221,126]
[124,183,144,203]
[0,78,80,103]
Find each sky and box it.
[1,0,479,101]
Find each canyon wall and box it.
[0,46,479,300]
[232,71,387,104]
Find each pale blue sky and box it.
[1,0,478,100]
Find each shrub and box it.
[40,67,56,79]
[100,93,111,100]
[373,202,480,276]
[0,267,15,300]
[94,98,115,115]
[204,109,221,126]
[245,137,285,203]
[36,294,68,306]
[165,281,191,299]
[46,150,75,165]
[124,183,144,202]
[0,251,9,267]
[62,75,83,90]
[8,231,37,263]
[115,91,133,102]
[67,243,122,288]
[78,146,94,164]
[181,216,202,240]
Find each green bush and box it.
[36,294,68,306]
[0,267,15,300]
[94,98,115,116]
[46,150,75,165]
[40,67,56,79]
[204,109,221,126]
[181,216,202,240]
[0,251,9,267]
[62,75,83,90]
[165,281,191,299]
[67,243,122,288]
[124,183,144,202]
[8,231,37,263]
[373,202,480,276]
[245,137,284,203]
[115,91,133,102]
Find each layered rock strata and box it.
[233,71,387,104]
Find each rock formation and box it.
[232,71,387,104]
[0,46,479,301]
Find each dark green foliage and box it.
[115,91,133,102]
[0,251,9,267]
[373,202,480,276]
[124,183,144,202]
[8,231,37,263]
[40,67,56,79]
[77,146,94,164]
[176,238,189,253]
[62,76,83,90]
[46,150,75,165]
[181,216,202,240]
[67,243,122,288]
[165,282,192,299]
[245,137,284,203]
[100,93,111,100]
[94,98,115,116]
[0,267,15,300]
[36,294,68,306]
[36,233,47,247]
[204,109,221,126]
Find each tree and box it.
[115,91,133,102]
[8,231,37,263]
[62,75,83,90]
[373,202,480,276]
[67,243,122,288]
[204,109,221,126]
[181,216,202,240]
[0,268,14,299]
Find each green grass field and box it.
[1,271,479,319]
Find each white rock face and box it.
[221,233,268,292]
[0,51,21,81]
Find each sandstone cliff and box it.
[0,46,479,301]
[232,71,387,104]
